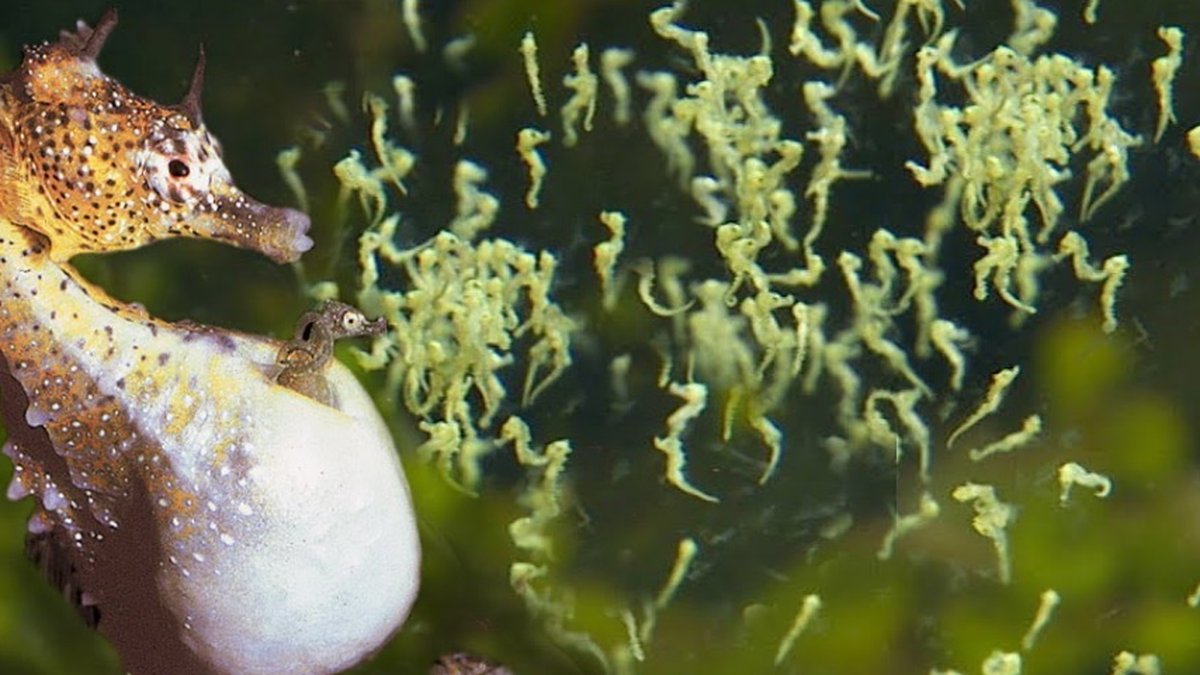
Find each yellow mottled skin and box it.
[0,10,312,263]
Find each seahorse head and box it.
[0,10,312,263]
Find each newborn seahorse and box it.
[276,301,387,407]
[0,11,420,675]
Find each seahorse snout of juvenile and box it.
[0,9,312,263]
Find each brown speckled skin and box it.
[0,10,312,264]
[0,220,286,674]
[0,11,318,674]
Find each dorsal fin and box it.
[26,529,101,628]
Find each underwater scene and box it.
[0,0,1198,673]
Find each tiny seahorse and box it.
[0,11,419,675]
[276,300,387,407]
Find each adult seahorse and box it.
[0,11,420,674]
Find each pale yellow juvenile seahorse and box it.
[0,11,420,674]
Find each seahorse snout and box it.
[202,195,313,263]
[252,202,313,263]
[281,206,315,258]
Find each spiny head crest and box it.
[178,46,205,127]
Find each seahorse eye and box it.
[168,159,190,178]
[342,312,362,331]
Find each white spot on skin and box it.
[43,489,66,510]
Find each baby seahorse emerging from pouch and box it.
[0,10,420,675]
[276,301,387,407]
